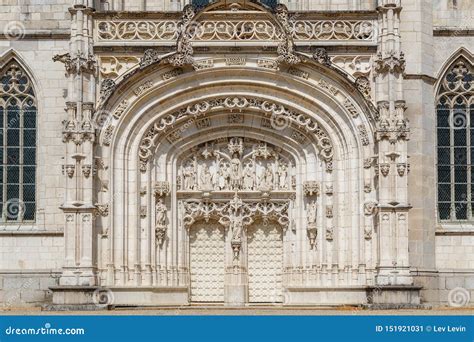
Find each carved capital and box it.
[154,181,171,197]
[303,181,320,197]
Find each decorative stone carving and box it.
[113,100,128,120]
[100,56,140,79]
[326,205,334,218]
[194,59,214,70]
[100,78,116,103]
[375,100,410,142]
[287,67,309,79]
[306,200,318,249]
[274,4,301,65]
[325,184,334,195]
[326,227,334,241]
[364,181,372,193]
[94,204,109,217]
[358,125,370,146]
[162,68,184,80]
[102,125,115,146]
[226,57,246,66]
[65,164,75,178]
[364,226,372,240]
[53,52,97,75]
[168,5,196,67]
[355,76,371,100]
[182,194,289,257]
[82,164,92,178]
[195,117,211,129]
[155,199,168,245]
[178,137,294,192]
[343,98,359,118]
[96,18,375,43]
[257,59,279,70]
[139,99,333,171]
[364,201,379,216]
[140,49,162,69]
[134,81,153,97]
[140,206,147,218]
[397,163,407,177]
[154,181,170,197]
[364,158,373,169]
[303,181,320,196]
[312,48,331,66]
[380,163,390,177]
[331,55,372,78]
[228,113,244,124]
[373,51,406,76]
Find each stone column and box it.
[51,0,99,308]
[373,0,413,287]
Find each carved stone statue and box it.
[231,215,243,242]
[243,162,255,190]
[307,200,317,226]
[229,156,242,190]
[277,163,288,189]
[155,199,167,227]
[200,164,213,190]
[183,162,196,190]
[262,165,274,190]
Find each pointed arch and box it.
[435,48,474,221]
[0,49,38,222]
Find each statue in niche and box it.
[229,155,243,190]
[277,163,288,190]
[155,199,167,227]
[259,164,274,190]
[307,200,317,226]
[242,162,255,190]
[183,159,196,190]
[216,161,228,190]
[200,164,213,190]
[231,214,244,241]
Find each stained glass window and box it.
[0,62,37,222]
[437,57,473,221]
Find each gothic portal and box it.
[51,0,419,307]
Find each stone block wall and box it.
[0,0,70,34]
[0,235,63,308]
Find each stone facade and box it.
[0,0,472,309]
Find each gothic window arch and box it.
[0,61,37,223]
[437,57,474,221]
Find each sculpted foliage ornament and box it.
[312,48,331,66]
[182,194,289,258]
[274,4,301,65]
[373,50,406,76]
[355,76,371,100]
